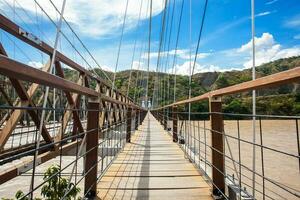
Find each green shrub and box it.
[2,165,81,200]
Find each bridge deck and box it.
[97,113,212,200]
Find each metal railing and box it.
[0,13,147,199]
[151,63,300,199]
[0,94,146,199]
[152,110,300,200]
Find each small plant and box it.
[2,164,81,200]
[40,164,81,200]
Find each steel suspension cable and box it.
[1,0,49,43]
[33,0,46,72]
[190,0,209,77]
[133,46,143,104]
[251,0,257,197]
[33,0,111,84]
[164,0,176,106]
[171,0,185,103]
[146,0,153,109]
[29,0,67,197]
[4,0,52,44]
[157,0,168,108]
[132,43,146,105]
[133,41,147,105]
[187,0,192,159]
[47,0,112,83]
[126,0,144,98]
[152,0,168,108]
[112,0,130,91]
[188,0,208,126]
[187,0,208,159]
[133,1,151,106]
[160,0,171,107]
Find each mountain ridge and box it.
[102,56,300,115]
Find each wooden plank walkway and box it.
[97,113,212,200]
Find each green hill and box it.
[97,56,300,115]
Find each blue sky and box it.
[0,0,300,75]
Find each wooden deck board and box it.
[97,113,212,200]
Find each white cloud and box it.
[237,32,300,68]
[28,61,43,68]
[132,61,145,70]
[1,0,165,37]
[255,11,272,17]
[238,33,275,53]
[100,64,113,72]
[146,32,300,74]
[169,61,221,75]
[146,33,300,74]
[197,53,211,59]
[265,0,279,5]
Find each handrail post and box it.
[126,106,132,143]
[135,109,139,130]
[139,110,143,125]
[84,97,99,198]
[210,96,225,197]
[172,106,178,142]
[157,110,162,125]
[159,110,163,125]
[163,108,167,130]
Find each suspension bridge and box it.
[0,0,300,200]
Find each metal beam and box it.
[0,55,99,97]
[0,45,52,150]
[0,55,142,109]
[0,14,137,103]
[54,62,84,141]
[0,85,13,106]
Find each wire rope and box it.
[251,0,257,197]
[126,0,144,98]
[29,0,67,197]
[47,0,112,83]
[146,0,153,109]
